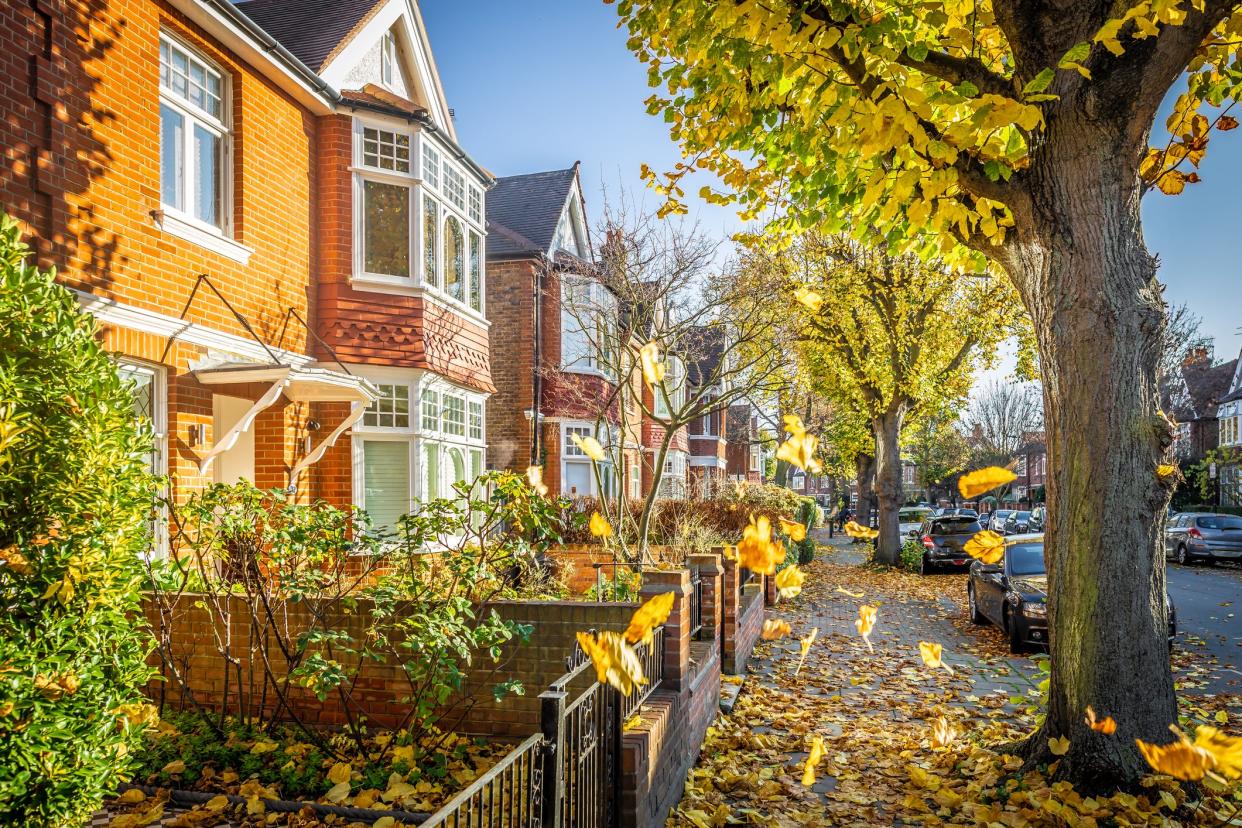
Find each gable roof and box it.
[485,167,580,261]
[684,325,727,388]
[1182,357,1237,417]
[233,0,384,73]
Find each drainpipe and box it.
[530,258,544,466]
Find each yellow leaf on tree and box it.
[964,530,1005,564]
[624,591,675,646]
[589,511,613,538]
[794,286,824,313]
[802,735,825,786]
[774,565,805,599]
[958,466,1018,499]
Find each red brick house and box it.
[725,403,765,483]
[686,326,728,498]
[1162,346,1238,464]
[1012,434,1047,505]
[485,165,644,499]
[1,0,491,537]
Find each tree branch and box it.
[895,50,1016,99]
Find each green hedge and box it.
[1179,504,1242,517]
[0,216,157,826]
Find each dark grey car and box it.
[1165,513,1242,565]
[917,515,983,574]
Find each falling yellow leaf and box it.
[963,530,1005,564]
[774,565,805,599]
[843,520,879,540]
[1138,729,1214,781]
[1084,706,1117,735]
[835,586,864,598]
[802,735,825,786]
[783,414,808,439]
[855,605,877,653]
[735,514,785,575]
[624,591,675,646]
[958,466,1018,499]
[639,341,666,387]
[761,619,791,641]
[794,286,824,313]
[1048,736,1070,756]
[571,433,607,462]
[1194,725,1242,778]
[577,630,647,696]
[327,762,352,785]
[776,432,822,475]
[795,627,818,675]
[589,511,613,538]
[930,716,958,749]
[778,517,807,542]
[1156,463,1179,481]
[918,641,953,673]
[525,465,548,497]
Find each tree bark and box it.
[854,451,876,529]
[1000,112,1176,787]
[871,410,905,566]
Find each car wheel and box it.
[967,584,986,625]
[1176,545,1190,566]
[1004,607,1027,654]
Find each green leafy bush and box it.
[794,498,819,564]
[0,215,157,826]
[900,539,925,572]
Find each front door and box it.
[213,395,256,484]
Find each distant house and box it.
[1215,351,1242,506]
[685,326,729,498]
[725,403,765,483]
[1012,435,1047,505]
[1162,346,1238,463]
[484,164,639,500]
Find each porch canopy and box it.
[193,362,378,479]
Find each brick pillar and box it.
[716,545,742,673]
[687,553,723,647]
[764,571,777,606]
[640,568,691,691]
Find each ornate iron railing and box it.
[415,732,544,828]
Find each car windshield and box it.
[1200,516,1242,530]
[1006,543,1046,576]
[933,517,982,534]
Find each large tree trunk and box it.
[871,410,905,566]
[853,451,876,528]
[1003,114,1175,787]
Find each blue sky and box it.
[423,0,1241,367]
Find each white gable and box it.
[552,177,593,262]
[318,0,456,140]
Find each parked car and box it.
[967,534,1177,653]
[985,509,1015,532]
[1002,510,1037,535]
[933,507,979,518]
[916,515,983,574]
[899,506,934,537]
[1165,513,1242,565]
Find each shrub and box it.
[794,499,819,564]
[0,215,158,826]
[900,540,925,572]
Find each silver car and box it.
[1166,513,1242,565]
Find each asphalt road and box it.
[1166,560,1242,696]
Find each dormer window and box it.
[380,31,397,88]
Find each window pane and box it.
[468,401,482,440]
[423,442,439,500]
[192,124,221,227]
[363,384,410,429]
[468,187,481,223]
[422,143,440,188]
[160,105,183,210]
[443,396,465,436]
[364,180,410,278]
[421,389,439,431]
[469,232,481,311]
[565,461,591,497]
[423,196,438,286]
[444,216,464,300]
[444,166,464,207]
[362,127,409,173]
[363,440,410,531]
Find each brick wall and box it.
[145,593,639,737]
[484,258,538,471]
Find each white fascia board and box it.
[75,289,314,367]
[167,0,335,116]
[688,456,727,468]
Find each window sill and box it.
[153,210,253,265]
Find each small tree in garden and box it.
[558,209,791,562]
[0,215,157,827]
[147,471,562,763]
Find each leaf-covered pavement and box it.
[670,539,1242,826]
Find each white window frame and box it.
[118,359,168,557]
[658,449,688,499]
[560,277,615,377]
[352,119,415,287]
[654,355,684,418]
[380,30,397,88]
[361,382,413,431]
[561,421,615,497]
[158,34,245,260]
